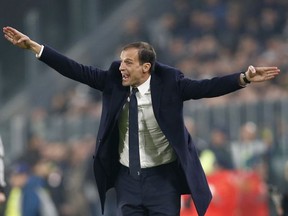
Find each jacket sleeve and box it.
[179,72,244,100]
[39,45,108,91]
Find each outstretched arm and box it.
[3,26,42,55]
[3,26,108,90]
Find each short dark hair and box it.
[122,42,156,72]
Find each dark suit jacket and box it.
[40,46,243,216]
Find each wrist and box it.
[242,72,251,84]
[30,41,42,54]
[35,45,44,58]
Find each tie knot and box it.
[131,87,138,95]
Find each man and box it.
[3,26,280,216]
[4,163,29,216]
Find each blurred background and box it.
[1,0,288,215]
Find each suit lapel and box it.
[108,84,129,125]
[150,72,163,117]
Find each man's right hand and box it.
[3,26,42,54]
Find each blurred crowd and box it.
[1,0,288,215]
[118,0,288,105]
[181,117,288,216]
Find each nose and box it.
[119,62,124,71]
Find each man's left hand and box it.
[245,65,280,82]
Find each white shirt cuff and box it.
[36,45,44,58]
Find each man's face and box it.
[119,48,150,87]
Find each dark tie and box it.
[129,87,141,178]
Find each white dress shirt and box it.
[118,76,176,168]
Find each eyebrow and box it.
[121,57,134,63]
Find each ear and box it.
[143,63,151,73]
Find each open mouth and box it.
[122,73,129,81]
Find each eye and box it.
[125,60,133,65]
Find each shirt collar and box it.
[131,76,151,95]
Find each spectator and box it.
[4,163,29,216]
[21,158,58,216]
[210,127,234,170]
[231,121,268,170]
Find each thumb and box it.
[249,65,256,74]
